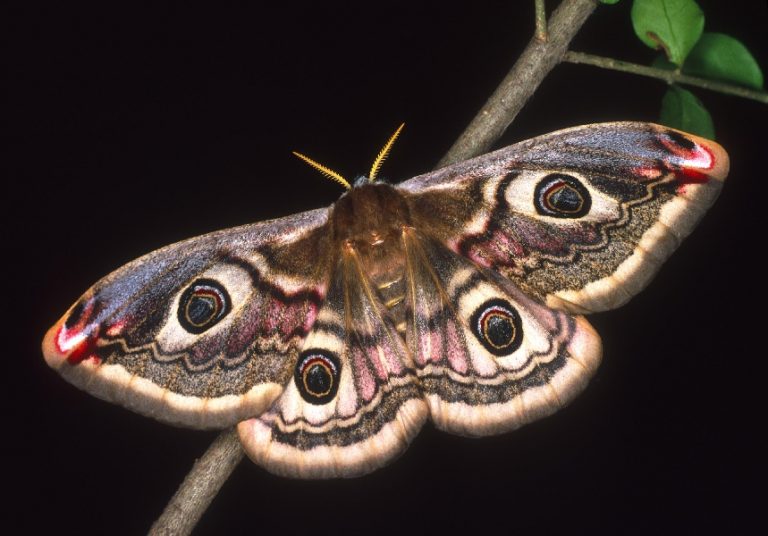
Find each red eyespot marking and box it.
[105,319,126,337]
[55,324,100,365]
[676,168,709,185]
[673,146,714,193]
[658,131,716,189]
[633,166,664,180]
[675,143,714,186]
[55,297,101,365]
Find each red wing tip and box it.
[658,126,730,182]
[42,317,101,369]
[688,134,729,182]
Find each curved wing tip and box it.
[704,139,729,181]
[42,320,66,369]
[664,127,730,182]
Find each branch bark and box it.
[438,0,598,167]
[564,51,768,104]
[149,428,245,536]
[149,1,598,534]
[149,428,244,535]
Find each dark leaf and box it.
[659,85,715,139]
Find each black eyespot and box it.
[534,174,591,218]
[471,299,523,356]
[178,279,231,334]
[295,350,341,404]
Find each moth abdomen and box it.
[330,182,414,330]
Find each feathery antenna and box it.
[369,123,405,182]
[291,151,352,190]
[293,123,405,189]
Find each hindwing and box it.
[238,246,427,478]
[402,230,600,435]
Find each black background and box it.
[6,1,766,534]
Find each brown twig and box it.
[535,0,549,42]
[437,0,598,167]
[149,428,244,535]
[149,1,599,534]
[564,51,768,104]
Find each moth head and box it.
[291,123,405,190]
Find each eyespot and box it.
[534,173,591,218]
[178,279,231,334]
[295,350,341,404]
[471,299,523,356]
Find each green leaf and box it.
[684,32,764,89]
[631,0,704,65]
[659,85,715,139]
[600,0,621,4]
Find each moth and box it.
[43,122,728,478]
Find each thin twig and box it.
[149,1,599,534]
[564,51,768,104]
[438,0,598,167]
[149,428,244,535]
[535,0,548,42]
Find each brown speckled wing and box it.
[402,230,600,435]
[400,123,729,313]
[42,209,332,429]
[238,245,427,478]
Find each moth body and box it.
[332,182,413,328]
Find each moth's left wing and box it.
[399,123,729,313]
[42,209,331,429]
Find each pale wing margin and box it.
[398,123,729,313]
[239,248,428,478]
[43,208,331,429]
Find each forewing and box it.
[238,246,427,478]
[42,209,331,429]
[402,231,600,435]
[400,122,729,313]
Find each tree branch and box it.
[148,428,244,535]
[149,1,599,534]
[438,0,598,167]
[564,51,768,104]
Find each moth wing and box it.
[42,208,332,429]
[238,246,428,478]
[402,231,600,435]
[399,122,729,313]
